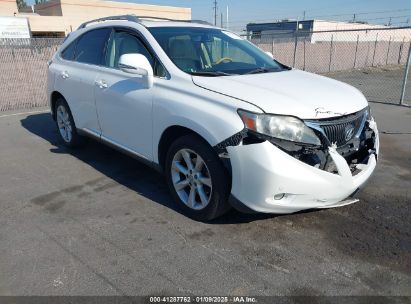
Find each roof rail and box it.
[77,15,140,30]
[187,20,213,26]
[77,14,213,30]
[137,16,212,25]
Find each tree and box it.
[16,0,28,10]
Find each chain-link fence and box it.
[247,26,411,105]
[0,38,63,111]
[0,27,410,112]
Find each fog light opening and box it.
[274,193,286,200]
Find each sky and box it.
[25,0,411,32]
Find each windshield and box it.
[148,27,288,76]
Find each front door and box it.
[94,29,158,160]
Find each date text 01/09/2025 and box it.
[149,296,257,303]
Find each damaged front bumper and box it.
[226,119,379,214]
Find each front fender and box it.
[152,78,261,164]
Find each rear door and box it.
[53,28,111,134]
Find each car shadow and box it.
[20,113,304,224]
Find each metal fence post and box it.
[292,33,298,68]
[303,38,306,71]
[372,33,378,67]
[365,41,370,67]
[353,34,359,69]
[400,41,411,106]
[385,36,391,65]
[271,35,274,56]
[398,37,405,64]
[328,34,334,72]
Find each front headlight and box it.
[238,110,321,145]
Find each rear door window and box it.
[75,28,111,65]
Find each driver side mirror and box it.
[265,51,274,59]
[119,54,154,88]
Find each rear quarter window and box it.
[61,42,75,61]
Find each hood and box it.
[192,69,368,119]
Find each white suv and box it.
[47,15,379,220]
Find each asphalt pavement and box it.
[0,103,410,296]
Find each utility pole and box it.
[213,0,218,26]
[353,13,356,22]
[303,10,306,21]
[221,13,223,28]
[226,6,229,30]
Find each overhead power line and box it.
[227,11,411,26]
[227,8,411,25]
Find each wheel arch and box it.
[157,125,218,172]
[50,91,66,120]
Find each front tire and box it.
[165,134,231,221]
[55,98,85,148]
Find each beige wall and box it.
[27,15,68,33]
[0,0,18,16]
[6,0,191,36]
[59,0,190,21]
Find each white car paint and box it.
[94,64,155,160]
[228,141,377,213]
[192,70,368,119]
[48,19,379,215]
[52,60,102,133]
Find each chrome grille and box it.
[307,109,367,146]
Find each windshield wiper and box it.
[245,67,278,75]
[190,71,234,77]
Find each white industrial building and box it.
[247,19,411,42]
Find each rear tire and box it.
[55,98,85,148]
[165,134,231,221]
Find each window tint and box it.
[205,37,256,65]
[61,42,75,60]
[105,30,166,77]
[166,35,201,72]
[154,61,166,78]
[149,27,285,75]
[75,28,111,65]
[106,31,153,69]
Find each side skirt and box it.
[77,128,162,173]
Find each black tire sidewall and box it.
[165,134,231,221]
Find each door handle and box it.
[95,79,108,89]
[61,71,70,79]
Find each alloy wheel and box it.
[171,149,213,210]
[56,105,73,143]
